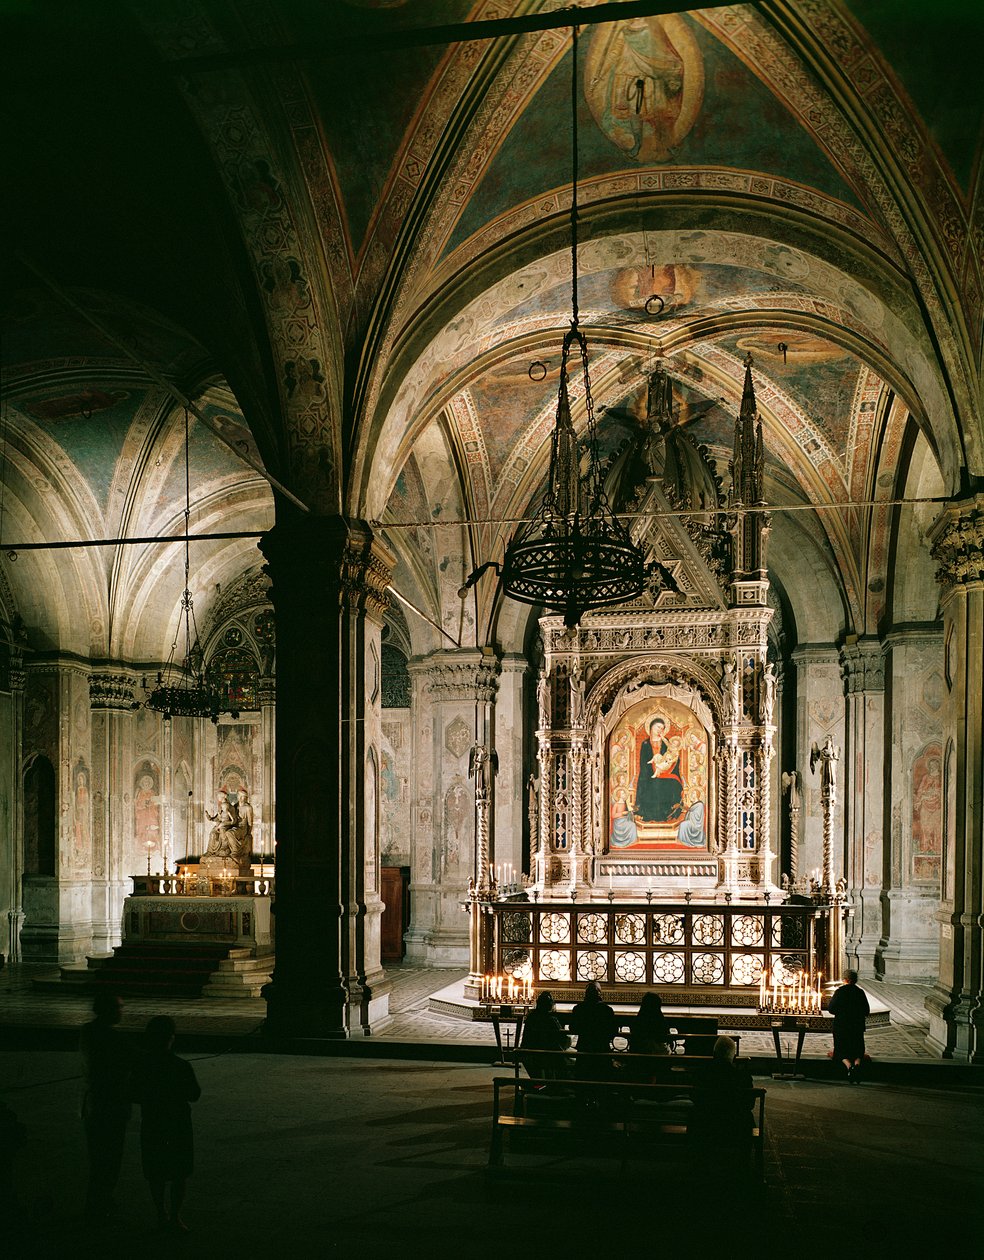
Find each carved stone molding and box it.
[341,535,395,623]
[542,607,772,658]
[89,672,139,711]
[414,650,500,703]
[930,494,984,595]
[839,637,886,694]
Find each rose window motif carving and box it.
[771,954,806,985]
[577,951,608,982]
[692,914,725,946]
[614,951,646,983]
[692,952,725,984]
[538,949,571,981]
[539,913,570,944]
[730,953,762,986]
[614,913,645,945]
[652,952,686,984]
[577,913,608,945]
[731,915,765,947]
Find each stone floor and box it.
[2,1045,982,1258]
[0,960,942,1059]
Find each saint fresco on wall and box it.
[133,760,161,866]
[911,742,942,883]
[72,757,90,870]
[607,695,709,852]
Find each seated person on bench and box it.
[629,992,671,1056]
[692,1035,754,1145]
[520,991,571,1080]
[569,982,618,1079]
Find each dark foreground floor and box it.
[3,1047,982,1259]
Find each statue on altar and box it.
[203,788,252,870]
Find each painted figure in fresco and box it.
[635,716,685,823]
[610,790,639,847]
[73,764,91,866]
[912,752,942,857]
[134,770,160,858]
[676,800,706,847]
[586,16,703,163]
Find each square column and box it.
[839,637,885,975]
[259,516,395,1038]
[404,649,499,964]
[875,627,943,981]
[925,496,984,1060]
[791,647,845,880]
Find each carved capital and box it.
[930,494,984,595]
[340,534,394,623]
[89,672,139,711]
[260,516,394,623]
[839,637,885,693]
[415,649,500,702]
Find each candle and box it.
[608,870,613,891]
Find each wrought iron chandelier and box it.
[144,408,227,723]
[500,20,645,628]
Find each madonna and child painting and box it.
[607,696,709,852]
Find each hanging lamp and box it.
[500,20,645,628]
[143,408,230,722]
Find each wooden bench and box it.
[489,1074,766,1179]
[515,1047,721,1084]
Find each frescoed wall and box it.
[911,743,942,884]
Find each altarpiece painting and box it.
[606,692,712,854]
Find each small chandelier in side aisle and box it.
[499,20,645,629]
[143,408,236,724]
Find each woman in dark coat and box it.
[132,1015,201,1231]
[828,970,870,1082]
[628,991,671,1057]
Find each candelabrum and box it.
[757,967,824,1015]
[479,973,535,1006]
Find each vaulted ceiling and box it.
[1,1,980,661]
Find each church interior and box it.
[1,0,982,1089]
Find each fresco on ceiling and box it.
[158,409,261,514]
[608,695,710,853]
[446,16,862,256]
[19,388,131,423]
[463,359,561,492]
[14,385,146,515]
[849,2,983,190]
[584,16,704,163]
[302,0,471,256]
[722,331,861,455]
[487,260,810,336]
